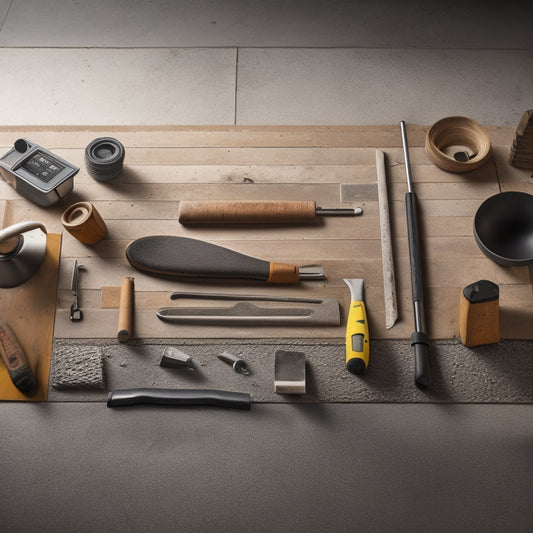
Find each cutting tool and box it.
[344,279,369,374]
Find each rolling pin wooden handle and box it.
[0,320,37,393]
[117,277,134,342]
[178,200,318,224]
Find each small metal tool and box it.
[70,259,85,321]
[274,350,306,394]
[160,346,194,369]
[315,207,363,217]
[217,351,250,375]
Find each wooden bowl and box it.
[425,116,491,172]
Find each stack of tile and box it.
[509,110,533,169]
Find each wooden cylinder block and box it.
[61,201,107,244]
[459,280,500,347]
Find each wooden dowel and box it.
[117,277,134,342]
[376,149,398,329]
[178,200,318,224]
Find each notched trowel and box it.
[156,292,341,326]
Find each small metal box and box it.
[0,138,79,207]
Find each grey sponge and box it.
[51,346,104,389]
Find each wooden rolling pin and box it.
[178,200,362,224]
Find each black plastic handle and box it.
[107,388,252,410]
[125,236,271,281]
[405,193,425,302]
[406,193,432,390]
[412,332,431,390]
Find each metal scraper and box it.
[156,292,340,326]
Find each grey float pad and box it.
[125,236,271,280]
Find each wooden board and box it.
[0,233,61,400]
[0,125,531,347]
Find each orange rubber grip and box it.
[267,262,300,283]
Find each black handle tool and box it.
[126,236,324,283]
[400,121,431,390]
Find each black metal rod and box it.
[400,121,431,389]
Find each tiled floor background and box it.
[2,2,533,532]
[0,0,532,126]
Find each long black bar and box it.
[107,388,252,409]
[400,121,431,389]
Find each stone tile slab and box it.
[0,48,236,125]
[237,48,533,127]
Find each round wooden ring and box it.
[425,116,491,172]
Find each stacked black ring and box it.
[85,137,125,182]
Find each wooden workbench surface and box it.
[1,125,531,343]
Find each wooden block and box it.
[459,280,500,347]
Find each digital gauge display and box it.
[21,150,66,183]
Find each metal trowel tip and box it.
[298,265,325,280]
[344,278,364,301]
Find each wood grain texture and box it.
[0,233,61,400]
[178,200,319,224]
[1,125,532,348]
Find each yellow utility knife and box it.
[344,278,369,374]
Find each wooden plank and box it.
[1,125,530,346]
[54,146,381,166]
[0,125,431,149]
[0,124,515,148]
[54,283,531,342]
[0,234,61,400]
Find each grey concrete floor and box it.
[1,1,533,532]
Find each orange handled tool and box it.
[126,236,324,283]
[0,319,37,393]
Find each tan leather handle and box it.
[178,200,318,224]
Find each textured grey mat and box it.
[50,346,104,390]
[48,338,533,403]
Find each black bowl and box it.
[474,191,533,267]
